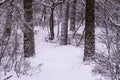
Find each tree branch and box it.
[0,0,6,5]
[42,2,52,8]
[54,0,63,8]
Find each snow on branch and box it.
[54,0,63,7]
[97,1,120,27]
[0,0,6,5]
[42,0,63,8]
[109,17,120,27]
[81,0,85,6]
[42,2,52,8]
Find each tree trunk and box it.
[84,0,95,61]
[23,0,35,57]
[49,8,54,40]
[60,1,69,45]
[69,0,77,31]
[43,5,46,24]
[4,0,13,37]
[0,0,13,63]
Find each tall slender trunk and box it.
[4,0,13,37]
[70,0,77,31]
[23,0,35,57]
[84,0,95,61]
[0,0,14,63]
[60,1,69,45]
[43,5,46,24]
[49,8,54,40]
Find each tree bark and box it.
[60,1,69,45]
[69,0,77,31]
[0,0,14,63]
[84,0,95,61]
[23,0,35,57]
[49,8,54,40]
[4,0,13,37]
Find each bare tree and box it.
[93,0,120,80]
[44,0,63,40]
[83,0,95,61]
[60,0,69,45]
[0,0,14,63]
[23,0,35,57]
[3,0,13,37]
[69,0,77,31]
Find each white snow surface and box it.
[6,26,105,80]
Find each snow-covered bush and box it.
[93,25,120,80]
[0,26,31,79]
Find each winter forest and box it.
[0,0,120,80]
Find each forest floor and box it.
[6,26,105,80]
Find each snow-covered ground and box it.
[4,26,105,80]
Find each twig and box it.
[4,75,12,80]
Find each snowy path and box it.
[31,43,94,80]
[8,27,103,80]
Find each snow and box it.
[0,0,5,4]
[5,26,105,80]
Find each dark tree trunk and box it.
[49,8,54,40]
[42,0,47,24]
[48,1,63,40]
[84,0,95,61]
[0,0,13,63]
[4,0,13,37]
[60,1,69,45]
[43,5,46,24]
[23,0,35,57]
[70,0,77,31]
